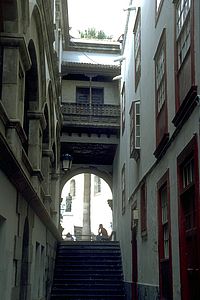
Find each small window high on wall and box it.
[130,101,140,161]
[133,8,141,91]
[154,29,169,158]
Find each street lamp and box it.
[62,154,73,171]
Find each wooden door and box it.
[132,227,138,300]
[179,187,200,300]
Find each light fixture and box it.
[112,75,122,81]
[123,5,136,11]
[62,153,73,171]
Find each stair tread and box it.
[51,295,125,299]
[51,242,125,300]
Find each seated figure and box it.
[96,224,109,240]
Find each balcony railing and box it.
[61,103,120,128]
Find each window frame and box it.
[155,29,167,116]
[157,170,173,299]
[121,83,126,135]
[121,163,126,215]
[176,0,191,70]
[154,28,169,154]
[76,86,104,105]
[133,8,141,91]
[173,0,197,123]
[155,0,164,24]
[130,100,140,160]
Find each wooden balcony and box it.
[61,103,120,135]
[61,103,120,165]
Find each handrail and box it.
[63,231,116,242]
[61,103,120,117]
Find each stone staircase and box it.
[50,241,125,300]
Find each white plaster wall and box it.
[0,170,18,300]
[112,0,200,297]
[62,80,120,105]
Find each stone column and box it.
[82,173,91,240]
[2,47,19,118]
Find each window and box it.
[91,88,104,104]
[121,83,125,135]
[140,182,147,235]
[94,176,101,194]
[76,87,89,104]
[76,87,104,105]
[154,29,169,154]
[182,157,194,189]
[156,0,162,11]
[176,0,191,68]
[133,8,141,90]
[155,0,164,24]
[121,164,126,215]
[157,171,173,299]
[155,34,166,114]
[130,101,140,160]
[173,0,197,128]
[70,179,76,197]
[160,186,169,258]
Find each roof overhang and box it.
[62,61,120,77]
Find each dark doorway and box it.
[19,217,29,300]
[131,206,138,300]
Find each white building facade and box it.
[113,0,200,299]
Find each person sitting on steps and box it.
[96,224,109,241]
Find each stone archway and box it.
[60,166,113,194]
[19,217,29,300]
[60,170,113,240]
